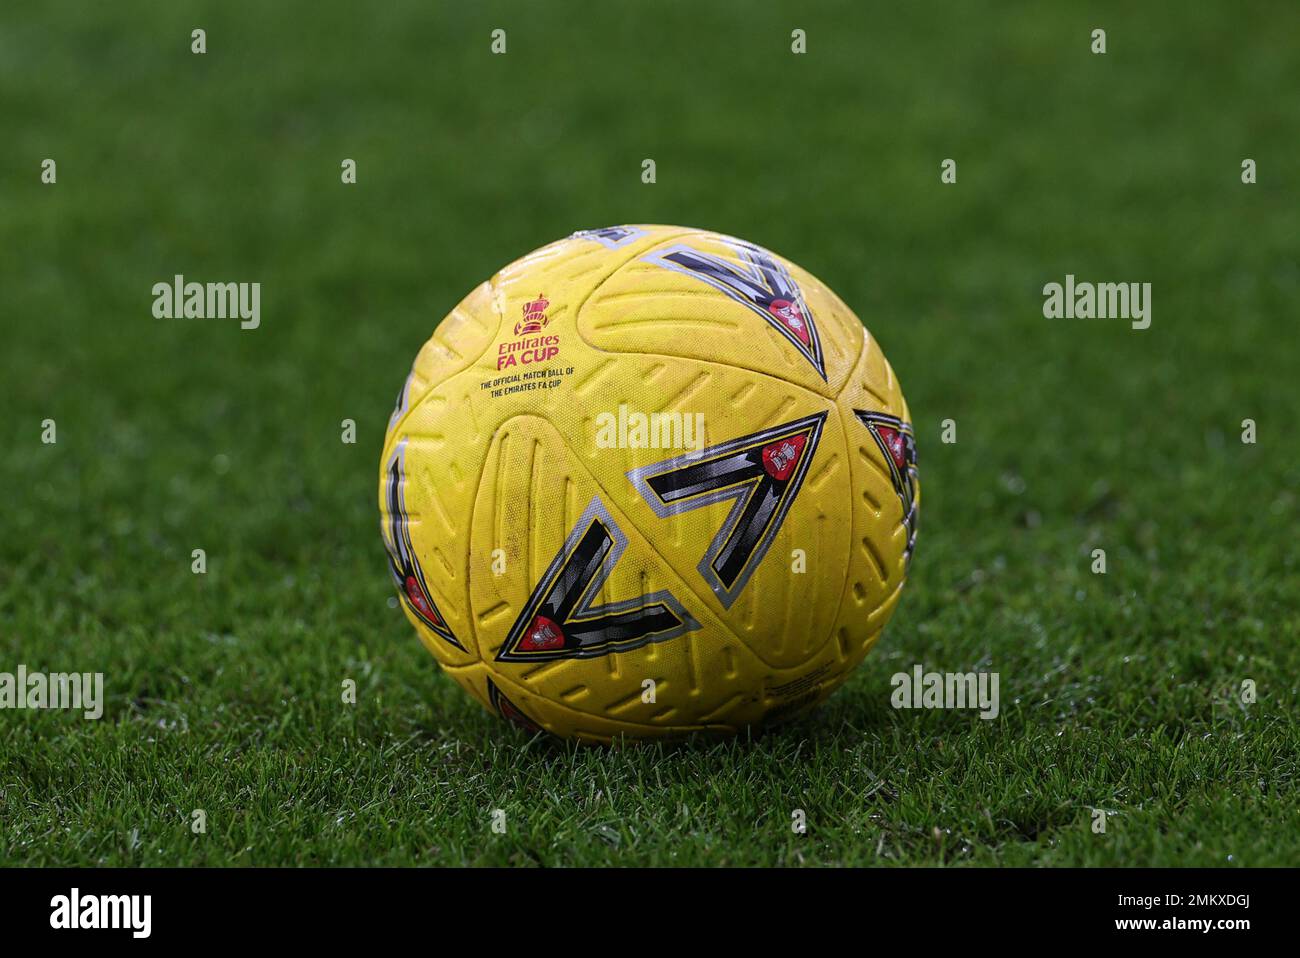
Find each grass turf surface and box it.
[1,1,1297,866]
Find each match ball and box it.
[379,226,917,742]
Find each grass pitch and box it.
[1,1,1297,866]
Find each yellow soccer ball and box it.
[379,225,918,742]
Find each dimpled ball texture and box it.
[379,225,918,742]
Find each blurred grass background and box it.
[0,0,1297,865]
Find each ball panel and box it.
[578,227,864,398]
[468,663,747,743]
[466,409,831,735]
[379,426,481,667]
[390,280,503,436]
[834,331,919,642]
[607,378,850,670]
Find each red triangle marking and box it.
[520,614,566,651]
[762,433,807,481]
[876,426,907,472]
[405,575,442,625]
[767,299,810,345]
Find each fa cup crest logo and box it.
[514,294,550,336]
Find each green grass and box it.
[1,0,1297,866]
